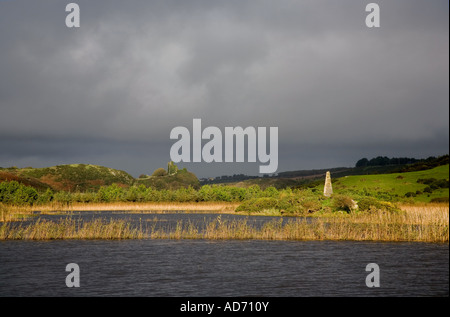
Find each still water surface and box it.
[0,212,448,297]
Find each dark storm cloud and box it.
[0,0,448,177]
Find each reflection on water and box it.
[0,212,448,297]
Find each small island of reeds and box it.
[0,203,447,243]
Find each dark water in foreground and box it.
[0,212,448,297]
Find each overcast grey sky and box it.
[0,0,448,178]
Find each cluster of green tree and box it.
[398,155,449,173]
[356,155,449,171]
[276,167,352,179]
[417,178,449,188]
[200,173,260,185]
[355,156,419,167]
[0,181,52,205]
[0,180,292,205]
[404,177,450,198]
[135,168,200,190]
[0,179,409,215]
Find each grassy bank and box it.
[1,204,447,242]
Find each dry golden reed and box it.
[0,218,144,240]
[0,203,448,242]
[1,201,238,215]
[149,210,448,242]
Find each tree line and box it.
[0,180,291,206]
[355,155,448,169]
[355,156,419,167]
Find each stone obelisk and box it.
[324,171,333,197]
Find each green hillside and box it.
[1,160,447,202]
[1,163,201,192]
[2,164,135,192]
[135,168,200,190]
[327,165,449,203]
[0,170,51,191]
[204,155,449,189]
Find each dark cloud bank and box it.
[0,0,448,177]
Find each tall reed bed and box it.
[149,212,448,242]
[1,204,447,242]
[0,218,145,240]
[0,201,239,216]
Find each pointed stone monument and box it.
[324,171,333,197]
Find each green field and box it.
[329,165,449,202]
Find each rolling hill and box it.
[0,163,201,192]
[0,170,51,191]
[327,165,449,203]
[1,158,447,203]
[134,168,200,190]
[1,164,135,192]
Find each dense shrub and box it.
[357,197,400,213]
[245,185,263,200]
[298,199,322,214]
[38,188,54,204]
[0,181,38,205]
[423,187,433,193]
[235,197,280,213]
[235,189,325,215]
[263,186,279,198]
[417,178,435,185]
[432,179,449,189]
[331,195,356,213]
[152,168,168,177]
[430,197,449,203]
[417,178,449,190]
[95,183,124,202]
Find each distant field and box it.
[329,165,449,202]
